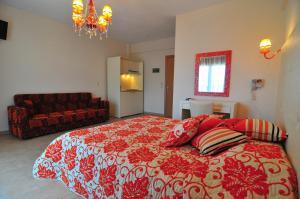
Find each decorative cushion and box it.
[192,127,249,155]
[233,119,287,142]
[163,118,199,147]
[197,116,223,135]
[221,118,243,129]
[193,114,209,123]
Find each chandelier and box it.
[72,0,112,39]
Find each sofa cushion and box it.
[29,112,64,129]
[67,103,78,110]
[40,104,54,114]
[78,102,88,109]
[43,94,56,104]
[80,93,91,102]
[14,93,93,113]
[47,116,61,126]
[23,100,35,115]
[33,114,48,119]
[75,109,88,121]
[49,112,64,118]
[86,108,97,118]
[86,108,106,118]
[29,118,44,129]
[70,94,79,103]
[57,94,68,103]
[54,103,66,112]
[63,111,76,123]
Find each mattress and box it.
[32,115,298,198]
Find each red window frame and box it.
[194,50,232,97]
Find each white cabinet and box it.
[107,56,144,118]
[120,92,144,117]
[121,59,140,74]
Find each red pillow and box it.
[197,116,223,135]
[163,118,199,147]
[221,118,243,129]
[194,114,209,123]
[234,119,287,142]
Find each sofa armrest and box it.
[90,97,101,109]
[99,100,109,109]
[100,100,109,120]
[7,106,29,139]
[89,97,109,120]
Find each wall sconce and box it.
[259,38,281,59]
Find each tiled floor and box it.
[0,115,147,199]
[0,132,81,199]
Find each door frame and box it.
[164,55,175,118]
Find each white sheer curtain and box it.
[198,55,226,93]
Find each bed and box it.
[33,115,298,199]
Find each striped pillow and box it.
[192,127,248,155]
[234,119,287,142]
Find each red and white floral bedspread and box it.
[33,116,298,199]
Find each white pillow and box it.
[190,101,213,117]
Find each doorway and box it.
[164,55,175,118]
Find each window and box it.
[194,50,232,97]
[198,55,226,93]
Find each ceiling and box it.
[0,0,228,43]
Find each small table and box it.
[179,100,238,120]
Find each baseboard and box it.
[144,112,165,117]
[0,130,9,135]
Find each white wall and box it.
[130,37,175,114]
[173,0,285,121]
[277,0,300,192]
[0,4,127,132]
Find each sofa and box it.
[7,93,109,139]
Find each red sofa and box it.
[7,93,109,139]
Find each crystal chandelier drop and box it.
[72,0,112,39]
